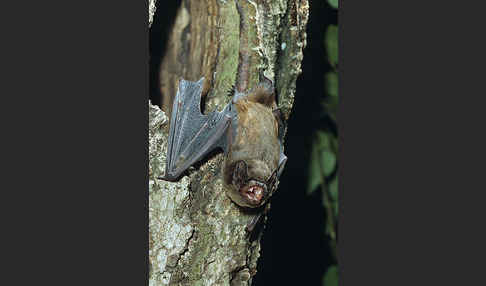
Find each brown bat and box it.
[160,77,287,208]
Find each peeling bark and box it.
[149,1,308,285]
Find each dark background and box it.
[149,1,337,284]
[4,0,482,285]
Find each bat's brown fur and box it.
[223,83,282,208]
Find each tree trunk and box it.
[148,0,157,29]
[149,1,309,285]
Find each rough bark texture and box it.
[149,1,308,285]
[149,0,157,28]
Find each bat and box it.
[160,77,287,208]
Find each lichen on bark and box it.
[149,0,309,285]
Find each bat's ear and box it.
[247,76,276,107]
[231,160,249,189]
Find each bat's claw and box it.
[245,213,263,233]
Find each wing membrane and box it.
[163,78,232,181]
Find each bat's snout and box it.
[239,180,267,207]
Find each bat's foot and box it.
[245,203,271,234]
[245,213,264,233]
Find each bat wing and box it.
[162,78,234,181]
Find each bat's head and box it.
[225,159,280,208]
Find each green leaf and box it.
[322,71,339,122]
[323,265,339,286]
[322,94,339,123]
[323,179,338,238]
[325,25,338,67]
[325,212,335,237]
[334,198,339,218]
[330,135,339,155]
[315,132,336,177]
[329,177,339,217]
[307,137,324,194]
[322,150,336,177]
[325,72,338,98]
[329,177,338,202]
[327,0,338,9]
[316,131,331,149]
[308,131,338,195]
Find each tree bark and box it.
[149,1,308,285]
[148,0,157,29]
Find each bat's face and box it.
[223,98,282,208]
